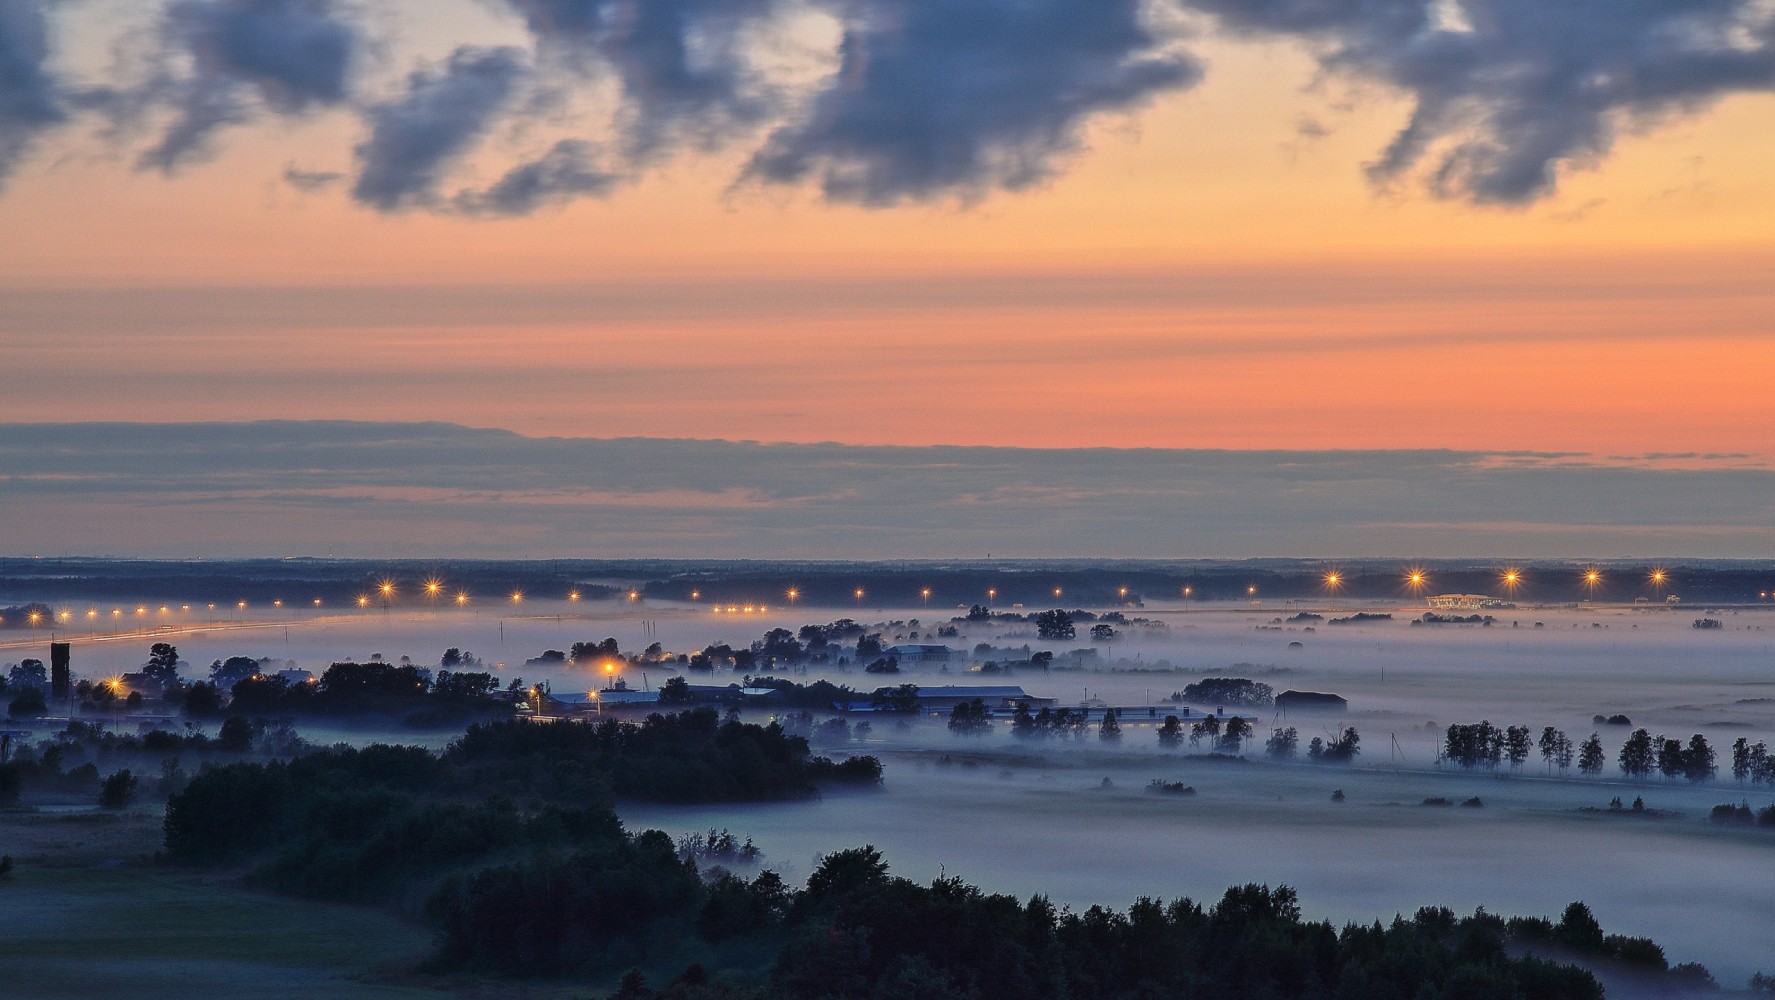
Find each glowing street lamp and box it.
[1649,568,1668,592]
[787,588,799,604]
[356,595,371,608]
[1501,569,1523,596]
[1583,569,1602,598]
[1247,585,1257,596]
[854,588,864,607]
[454,591,469,606]
[1181,585,1193,599]
[424,579,442,600]
[568,590,581,602]
[986,587,997,603]
[510,591,524,604]
[690,590,701,601]
[1406,569,1427,593]
[921,587,931,607]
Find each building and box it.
[1426,594,1509,610]
[883,644,957,664]
[897,685,1057,711]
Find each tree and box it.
[947,699,991,735]
[143,642,180,685]
[1010,703,1038,738]
[1656,737,1685,780]
[1578,733,1606,776]
[1315,727,1360,763]
[441,647,464,668]
[217,715,254,753]
[1539,727,1563,771]
[1089,623,1116,641]
[7,659,46,691]
[1682,734,1716,782]
[870,683,920,714]
[966,605,990,621]
[1218,717,1253,753]
[1098,708,1121,741]
[99,769,139,809]
[7,687,46,719]
[659,676,693,705]
[210,656,261,691]
[182,681,223,717]
[1265,726,1298,759]
[1618,729,1656,779]
[1504,725,1532,770]
[1157,715,1184,749]
[1035,610,1075,640]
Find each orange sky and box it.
[3,14,1773,459]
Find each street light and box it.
[920,587,931,608]
[787,588,799,604]
[1501,569,1523,597]
[1406,570,1427,593]
[854,588,864,607]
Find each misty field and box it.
[5,597,1774,989]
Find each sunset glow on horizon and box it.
[2,0,1773,555]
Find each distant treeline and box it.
[1434,722,1775,786]
[8,557,1775,611]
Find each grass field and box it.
[0,809,485,1000]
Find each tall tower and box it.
[50,642,71,699]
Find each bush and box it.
[7,688,47,719]
[98,769,138,809]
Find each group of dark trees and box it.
[1307,728,1362,764]
[373,825,1725,1000]
[1433,724,1731,783]
[199,659,512,726]
[1440,722,1537,771]
[1010,703,1093,740]
[1617,729,1717,782]
[1175,678,1276,708]
[1731,739,1775,786]
[161,717,1717,1000]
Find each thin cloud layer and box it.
[745,0,1201,205]
[1188,0,1775,203]
[0,0,63,189]
[4,0,1775,208]
[3,422,1772,558]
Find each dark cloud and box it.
[351,46,529,212]
[0,0,65,188]
[452,138,618,215]
[502,0,783,159]
[1185,0,1775,204]
[282,163,342,191]
[137,0,361,173]
[745,0,1202,205]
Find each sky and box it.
[1,0,1773,556]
